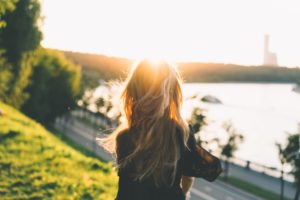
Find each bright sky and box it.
[41,0,300,66]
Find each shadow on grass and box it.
[0,130,20,143]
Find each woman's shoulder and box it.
[175,123,195,139]
[116,126,139,147]
[116,128,131,144]
[116,127,137,161]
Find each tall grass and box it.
[0,101,117,200]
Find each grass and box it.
[221,176,292,200]
[0,101,118,200]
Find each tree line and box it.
[0,0,81,125]
[63,51,300,83]
[179,62,300,83]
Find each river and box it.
[94,82,300,170]
[182,83,300,169]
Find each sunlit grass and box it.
[0,101,117,200]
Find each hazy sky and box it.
[41,0,300,66]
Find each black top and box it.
[115,126,222,200]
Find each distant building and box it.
[263,34,278,66]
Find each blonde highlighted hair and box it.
[100,59,189,187]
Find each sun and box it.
[42,0,300,66]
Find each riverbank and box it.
[182,83,300,170]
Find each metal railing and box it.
[228,157,294,182]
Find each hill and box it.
[63,50,132,81]
[61,50,300,83]
[178,62,300,83]
[0,101,117,200]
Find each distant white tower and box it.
[263,34,278,66]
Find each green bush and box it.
[0,0,43,108]
[22,49,81,124]
[0,0,17,28]
[0,54,12,101]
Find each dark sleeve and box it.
[116,130,134,164]
[116,134,122,165]
[182,126,223,181]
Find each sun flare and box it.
[42,0,300,66]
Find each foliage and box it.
[22,49,81,125]
[96,97,113,114]
[280,131,300,200]
[0,52,12,101]
[79,70,102,97]
[63,51,131,81]
[0,101,117,199]
[0,0,18,28]
[218,121,244,180]
[0,0,17,102]
[179,62,300,83]
[0,0,42,64]
[188,107,207,134]
[6,52,39,108]
[220,121,244,158]
[78,82,121,124]
[276,143,287,165]
[79,89,95,109]
[62,50,300,83]
[0,0,42,108]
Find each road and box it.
[225,162,295,199]
[188,178,265,200]
[55,117,291,200]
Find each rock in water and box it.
[201,95,222,104]
[292,84,300,94]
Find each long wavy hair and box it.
[100,59,189,187]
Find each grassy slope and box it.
[0,101,117,200]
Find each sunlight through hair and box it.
[98,59,190,187]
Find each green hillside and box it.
[0,101,117,200]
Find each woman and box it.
[101,59,222,200]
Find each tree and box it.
[0,0,18,28]
[0,51,12,101]
[220,121,244,180]
[0,0,17,102]
[280,131,300,200]
[93,83,120,123]
[79,89,95,110]
[0,0,42,108]
[96,97,112,114]
[0,0,42,64]
[276,142,287,200]
[188,107,207,135]
[22,49,81,125]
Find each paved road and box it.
[190,178,265,200]
[54,117,295,200]
[226,162,295,199]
